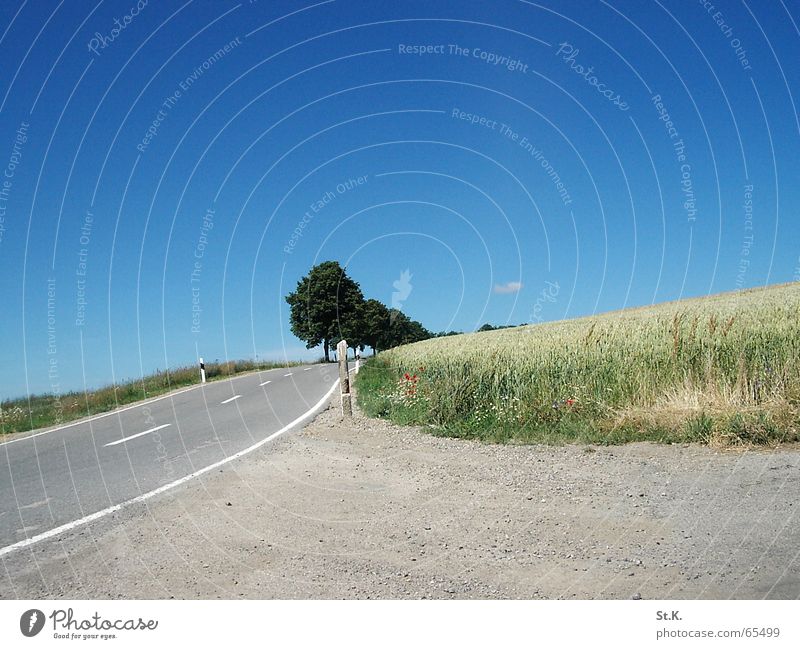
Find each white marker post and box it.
[199,357,206,384]
[337,340,352,418]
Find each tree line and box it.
[285,261,433,362]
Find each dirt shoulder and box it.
[2,393,798,599]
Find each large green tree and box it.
[340,301,366,357]
[378,309,432,350]
[358,299,391,355]
[285,261,364,362]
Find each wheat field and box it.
[358,283,800,445]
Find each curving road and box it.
[0,363,340,557]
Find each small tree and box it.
[285,261,364,362]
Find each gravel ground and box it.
[2,393,799,599]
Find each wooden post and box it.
[337,339,352,417]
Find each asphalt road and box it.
[0,363,340,555]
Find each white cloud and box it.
[493,281,523,294]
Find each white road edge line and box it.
[0,378,341,558]
[104,424,171,448]
[220,395,242,404]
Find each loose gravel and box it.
[2,394,798,599]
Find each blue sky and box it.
[0,0,798,399]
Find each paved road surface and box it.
[0,363,339,555]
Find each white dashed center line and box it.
[220,395,242,404]
[105,424,171,447]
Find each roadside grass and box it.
[356,283,800,447]
[0,358,311,436]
